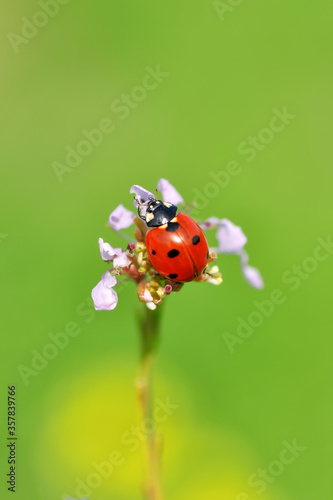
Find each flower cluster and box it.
[91,179,263,311]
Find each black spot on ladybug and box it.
[152,250,156,255]
[168,273,179,279]
[192,235,200,245]
[167,249,180,258]
[166,222,179,232]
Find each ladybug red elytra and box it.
[138,199,209,282]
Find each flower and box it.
[200,218,264,289]
[157,178,183,205]
[91,179,264,311]
[142,289,157,310]
[130,185,155,207]
[91,271,118,310]
[113,251,131,269]
[239,249,264,289]
[201,218,247,253]
[109,204,135,231]
[98,238,122,261]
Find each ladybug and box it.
[138,199,209,282]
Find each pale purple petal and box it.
[157,178,183,205]
[240,250,264,289]
[98,238,122,261]
[199,217,220,231]
[113,251,131,268]
[109,204,135,231]
[101,270,117,288]
[242,265,264,289]
[91,273,118,310]
[130,185,155,208]
[215,218,247,253]
[201,217,262,287]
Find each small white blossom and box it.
[109,204,135,231]
[157,178,183,205]
[91,271,118,310]
[98,238,122,261]
[113,251,131,268]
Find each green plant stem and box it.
[136,305,163,500]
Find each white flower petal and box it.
[143,289,154,302]
[206,275,223,285]
[216,218,247,253]
[242,265,264,289]
[98,238,122,261]
[240,250,264,289]
[109,204,135,231]
[157,178,183,205]
[113,251,131,268]
[130,185,155,208]
[91,276,118,310]
[101,270,117,288]
[146,301,157,310]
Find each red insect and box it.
[138,199,209,282]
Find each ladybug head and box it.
[138,198,178,227]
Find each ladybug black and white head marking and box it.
[138,198,178,227]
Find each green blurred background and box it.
[1,1,332,499]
